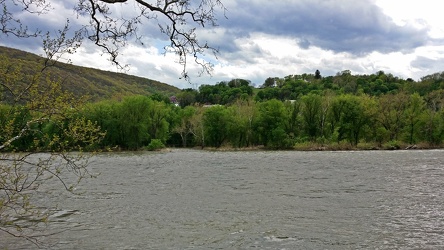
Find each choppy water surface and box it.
[3,149,444,249]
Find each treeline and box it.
[2,71,444,151]
[173,91,443,149]
[176,70,444,106]
[2,90,444,151]
[175,78,254,107]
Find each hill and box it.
[0,46,180,102]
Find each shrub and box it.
[383,140,401,150]
[147,139,165,151]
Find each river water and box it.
[2,149,444,249]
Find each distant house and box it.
[169,96,179,106]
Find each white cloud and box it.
[375,0,444,38]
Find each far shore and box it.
[152,142,444,152]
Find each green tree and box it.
[329,95,371,145]
[117,96,152,149]
[315,69,321,79]
[227,99,256,147]
[82,100,120,148]
[342,95,372,146]
[147,100,172,143]
[255,99,290,148]
[377,92,408,141]
[177,88,198,107]
[188,107,206,148]
[419,90,444,145]
[284,100,302,140]
[172,106,196,147]
[319,92,334,140]
[419,109,444,145]
[262,77,278,88]
[403,93,425,144]
[149,93,171,104]
[203,106,230,147]
[255,87,281,102]
[228,78,251,88]
[301,94,322,140]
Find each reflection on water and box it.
[2,149,444,249]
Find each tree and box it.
[315,69,321,79]
[403,93,425,144]
[226,99,256,147]
[81,100,121,148]
[188,107,205,148]
[0,56,104,244]
[149,93,171,104]
[203,105,229,147]
[329,95,370,146]
[146,100,171,143]
[255,99,291,148]
[377,92,408,141]
[177,88,198,107]
[262,77,277,88]
[341,95,371,146]
[228,78,251,88]
[301,94,322,140]
[172,106,196,147]
[117,96,152,149]
[1,0,225,80]
[284,100,302,139]
[419,90,444,145]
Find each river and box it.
[2,149,444,249]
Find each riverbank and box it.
[185,141,444,152]
[292,141,440,151]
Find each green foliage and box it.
[118,96,152,149]
[149,92,171,104]
[176,88,198,107]
[301,94,322,140]
[196,80,254,105]
[171,106,197,147]
[403,93,425,144]
[254,70,444,103]
[329,95,371,146]
[255,99,289,147]
[418,109,444,145]
[226,99,256,148]
[81,96,173,150]
[146,139,165,151]
[203,105,230,147]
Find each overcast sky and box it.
[1,0,444,89]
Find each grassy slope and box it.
[0,46,180,102]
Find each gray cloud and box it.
[411,56,435,70]
[218,0,430,55]
[4,0,430,60]
[411,56,444,75]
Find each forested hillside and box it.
[0,46,180,102]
